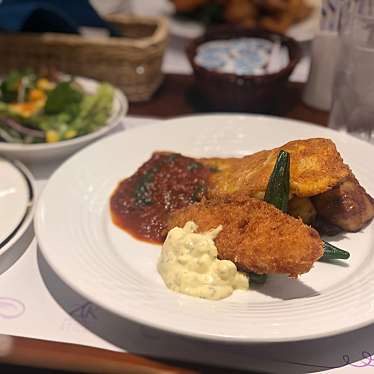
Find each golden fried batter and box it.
[168,199,324,277]
[171,0,210,12]
[170,0,312,33]
[224,0,258,25]
[200,138,352,201]
[258,0,313,34]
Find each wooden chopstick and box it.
[0,335,198,374]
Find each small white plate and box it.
[35,114,374,343]
[0,158,29,245]
[0,77,128,163]
[0,157,35,272]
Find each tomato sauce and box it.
[110,152,212,243]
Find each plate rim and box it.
[0,157,36,257]
[35,113,374,343]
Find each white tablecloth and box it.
[2,116,374,374]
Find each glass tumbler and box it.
[328,1,374,143]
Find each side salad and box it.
[0,69,114,144]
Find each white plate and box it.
[132,0,321,42]
[0,77,128,163]
[0,158,29,245]
[0,157,35,270]
[35,114,374,343]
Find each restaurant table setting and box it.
[2,1,374,373]
[4,116,374,374]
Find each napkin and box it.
[0,0,121,36]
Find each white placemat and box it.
[1,116,374,373]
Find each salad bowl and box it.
[0,74,128,163]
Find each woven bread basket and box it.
[0,14,168,102]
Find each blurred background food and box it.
[170,0,312,33]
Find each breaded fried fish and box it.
[168,199,324,277]
[200,138,352,200]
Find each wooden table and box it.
[1,74,330,374]
[129,74,329,127]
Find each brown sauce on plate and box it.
[110,152,212,243]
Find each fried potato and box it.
[170,0,211,12]
[291,0,312,22]
[258,14,294,33]
[200,138,352,201]
[170,0,312,31]
[257,0,312,32]
[288,197,317,225]
[224,0,258,24]
[260,0,302,13]
[168,199,324,277]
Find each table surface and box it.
[3,74,368,374]
[129,74,329,127]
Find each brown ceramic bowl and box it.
[186,27,301,113]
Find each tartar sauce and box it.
[157,221,249,300]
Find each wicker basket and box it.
[0,15,168,102]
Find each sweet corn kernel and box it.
[64,129,77,139]
[46,130,60,143]
[36,78,55,91]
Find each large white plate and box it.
[0,76,128,163]
[132,0,321,42]
[35,114,374,343]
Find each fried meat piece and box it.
[312,176,374,232]
[258,14,294,33]
[200,138,351,201]
[224,0,258,26]
[170,0,211,12]
[168,199,323,277]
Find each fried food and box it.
[260,0,308,14]
[111,138,374,246]
[312,176,374,232]
[168,199,324,277]
[170,0,312,33]
[258,14,295,34]
[200,138,352,201]
[223,0,258,26]
[288,196,317,224]
[257,0,313,34]
[171,0,211,12]
[199,138,374,233]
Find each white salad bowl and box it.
[0,76,128,163]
